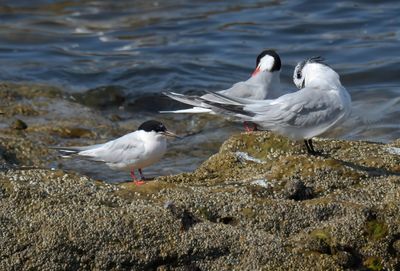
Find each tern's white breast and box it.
[104,131,167,170]
[136,133,167,168]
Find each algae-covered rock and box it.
[10,119,28,130]
[0,81,400,270]
[72,85,126,109]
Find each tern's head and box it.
[252,49,281,77]
[293,56,340,89]
[138,120,179,138]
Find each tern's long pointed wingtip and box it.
[163,91,180,96]
[49,145,69,151]
[204,89,216,95]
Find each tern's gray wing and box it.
[162,79,264,111]
[218,81,261,99]
[78,132,145,164]
[50,143,108,158]
[201,87,346,129]
[162,92,206,108]
[246,87,346,129]
[201,90,257,105]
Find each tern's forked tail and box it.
[49,146,82,158]
[162,91,205,108]
[198,96,256,118]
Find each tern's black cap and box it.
[256,49,281,72]
[138,120,167,133]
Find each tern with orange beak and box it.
[161,50,290,114]
[195,57,352,155]
[161,50,291,131]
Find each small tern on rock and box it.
[52,120,179,185]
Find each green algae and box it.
[116,180,178,200]
[49,126,96,139]
[0,82,62,100]
[196,207,214,221]
[310,229,331,242]
[365,220,388,241]
[363,256,383,271]
[224,132,297,159]
[1,81,400,270]
[241,207,256,219]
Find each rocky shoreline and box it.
[1,82,400,270]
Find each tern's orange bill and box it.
[251,66,260,77]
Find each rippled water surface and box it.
[1,0,399,181]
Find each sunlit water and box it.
[0,0,399,182]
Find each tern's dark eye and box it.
[296,72,302,79]
[157,124,167,132]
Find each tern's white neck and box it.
[248,70,281,99]
[305,64,341,90]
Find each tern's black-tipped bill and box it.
[161,130,182,139]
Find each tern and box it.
[52,120,179,185]
[195,57,352,154]
[162,49,289,130]
[160,49,289,131]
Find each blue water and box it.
[0,0,399,181]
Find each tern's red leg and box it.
[130,168,137,180]
[243,121,251,132]
[130,168,144,186]
[243,121,257,132]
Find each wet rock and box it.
[9,104,40,116]
[1,81,400,270]
[125,93,174,113]
[283,178,314,200]
[73,85,126,109]
[49,126,95,139]
[0,134,50,166]
[363,256,383,271]
[391,239,400,255]
[333,251,356,268]
[164,201,201,231]
[0,82,62,100]
[365,219,388,241]
[10,119,28,130]
[297,229,332,254]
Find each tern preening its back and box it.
[195,57,352,154]
[52,120,180,185]
[161,50,291,116]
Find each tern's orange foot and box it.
[134,180,145,186]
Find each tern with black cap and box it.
[161,50,289,114]
[195,57,352,154]
[52,120,180,185]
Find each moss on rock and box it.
[1,81,400,270]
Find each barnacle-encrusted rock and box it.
[0,82,400,270]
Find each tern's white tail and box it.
[162,92,203,107]
[160,107,212,114]
[50,144,103,158]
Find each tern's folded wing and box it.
[218,81,260,99]
[162,91,208,108]
[201,90,257,105]
[246,87,346,129]
[79,133,145,164]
